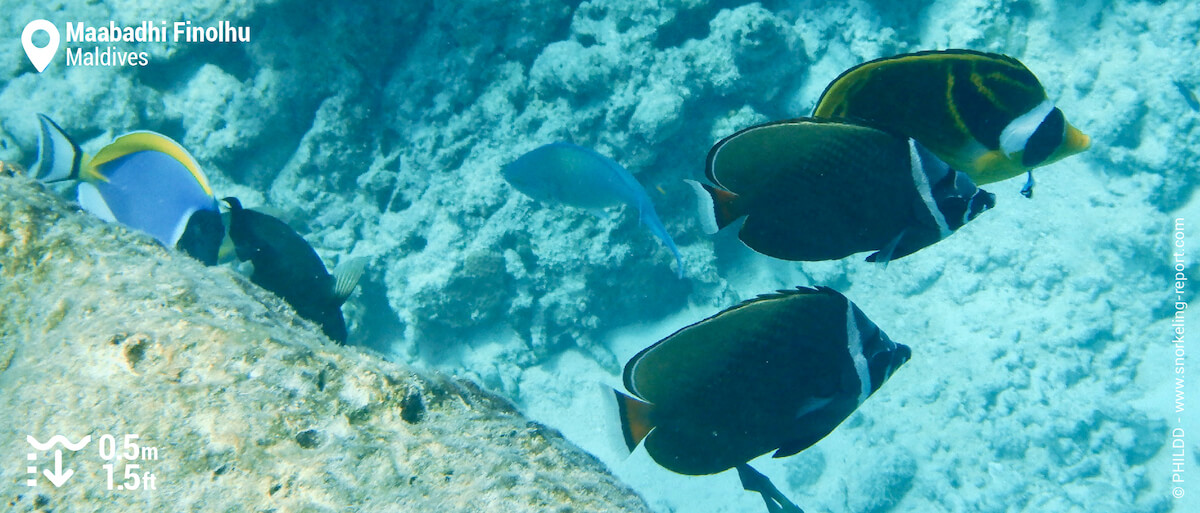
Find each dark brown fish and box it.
[613,286,910,474]
[688,118,994,264]
[224,197,364,344]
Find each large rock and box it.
[0,174,649,512]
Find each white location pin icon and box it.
[22,20,60,73]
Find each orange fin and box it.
[613,389,655,451]
[684,179,743,234]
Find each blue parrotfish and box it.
[31,114,224,265]
[502,142,684,278]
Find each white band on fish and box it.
[908,139,952,238]
[845,300,871,405]
[1000,98,1055,158]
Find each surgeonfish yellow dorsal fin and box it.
[91,131,213,196]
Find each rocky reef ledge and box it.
[0,174,649,512]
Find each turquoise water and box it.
[2,1,1198,512]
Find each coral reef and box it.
[0,175,649,512]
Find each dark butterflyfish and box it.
[687,118,995,265]
[223,197,365,344]
[612,286,911,513]
[813,49,1091,197]
[502,142,684,278]
[30,114,224,265]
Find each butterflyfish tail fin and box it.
[32,113,87,183]
[684,179,742,234]
[613,389,655,452]
[331,257,368,304]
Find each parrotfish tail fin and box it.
[638,197,685,279]
[735,464,806,513]
[613,389,656,452]
[866,230,905,268]
[1020,170,1034,198]
[332,257,369,304]
[32,113,88,183]
[684,179,741,235]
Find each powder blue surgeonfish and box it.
[31,114,224,265]
[502,142,684,278]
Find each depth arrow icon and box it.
[42,450,74,487]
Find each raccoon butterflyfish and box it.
[813,49,1091,197]
[613,286,911,513]
[687,118,995,264]
[30,113,224,265]
[502,142,684,278]
[223,197,365,344]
